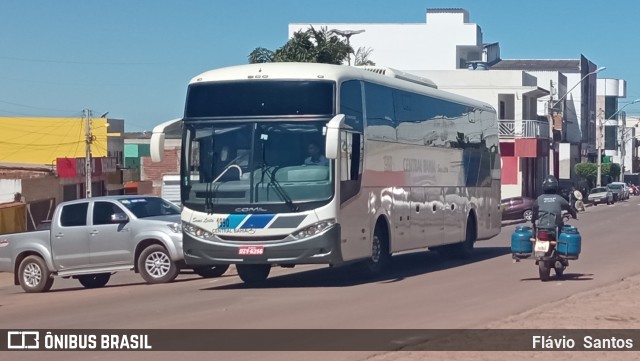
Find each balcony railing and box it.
[499,119,550,139]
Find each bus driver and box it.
[304,142,329,166]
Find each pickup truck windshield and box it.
[117,197,180,218]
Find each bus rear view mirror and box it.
[150,132,165,162]
[325,114,345,160]
[150,118,182,162]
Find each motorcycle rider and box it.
[531,175,577,233]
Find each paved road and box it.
[1,197,639,361]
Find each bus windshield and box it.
[182,121,334,213]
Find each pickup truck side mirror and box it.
[111,212,129,224]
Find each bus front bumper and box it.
[183,225,343,266]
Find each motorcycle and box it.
[512,213,581,282]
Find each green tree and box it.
[248,47,274,63]
[608,163,621,180]
[248,26,352,65]
[575,162,622,188]
[575,163,597,189]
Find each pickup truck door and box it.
[51,202,91,270]
[88,201,133,267]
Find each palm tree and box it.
[354,47,376,66]
[248,26,352,65]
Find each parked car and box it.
[501,197,535,221]
[0,195,228,293]
[607,182,628,201]
[587,187,613,206]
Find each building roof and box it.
[0,163,55,179]
[0,201,25,209]
[491,59,581,72]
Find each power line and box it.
[0,99,80,113]
[0,55,164,66]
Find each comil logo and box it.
[7,331,40,349]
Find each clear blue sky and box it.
[1,0,639,131]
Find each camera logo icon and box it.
[7,331,40,350]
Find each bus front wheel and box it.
[359,226,390,277]
[236,264,271,285]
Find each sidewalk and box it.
[368,273,640,360]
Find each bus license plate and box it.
[534,241,549,253]
[239,246,264,256]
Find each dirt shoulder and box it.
[368,273,640,360]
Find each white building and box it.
[597,78,638,176]
[290,8,494,71]
[290,8,606,196]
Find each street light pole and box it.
[330,29,365,66]
[547,66,605,178]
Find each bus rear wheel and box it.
[236,264,271,285]
[439,217,476,260]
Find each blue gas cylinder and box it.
[511,226,533,254]
[557,226,581,257]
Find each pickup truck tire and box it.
[78,273,111,289]
[18,255,54,293]
[194,265,230,278]
[138,244,179,284]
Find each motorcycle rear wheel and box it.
[539,261,552,282]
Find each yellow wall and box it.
[0,117,108,165]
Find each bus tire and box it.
[194,265,230,278]
[78,273,111,289]
[236,264,271,285]
[358,224,390,277]
[440,216,476,260]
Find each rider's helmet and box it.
[542,175,559,194]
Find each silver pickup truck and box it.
[0,195,228,292]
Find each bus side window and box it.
[340,131,363,203]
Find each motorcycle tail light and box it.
[537,231,549,240]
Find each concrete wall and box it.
[0,179,21,203]
[141,147,180,195]
[0,117,109,165]
[20,176,62,204]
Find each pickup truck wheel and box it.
[138,244,179,284]
[194,265,230,278]
[78,273,111,289]
[18,256,54,293]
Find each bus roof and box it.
[189,63,495,112]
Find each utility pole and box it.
[620,111,626,181]
[84,109,93,198]
[548,79,556,177]
[597,109,603,187]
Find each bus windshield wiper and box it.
[267,168,299,212]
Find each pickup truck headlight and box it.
[183,222,215,240]
[292,219,336,240]
[167,223,182,233]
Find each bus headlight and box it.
[183,222,215,240]
[292,219,336,240]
